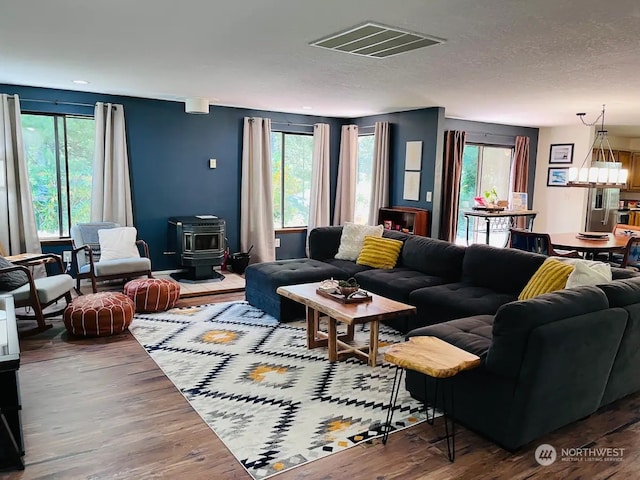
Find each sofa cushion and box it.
[406,314,494,359]
[245,258,349,321]
[597,276,640,307]
[309,226,343,261]
[334,222,383,261]
[356,236,403,269]
[355,268,449,303]
[463,244,546,294]
[519,258,574,300]
[410,282,516,323]
[401,235,465,281]
[321,258,371,277]
[486,286,610,379]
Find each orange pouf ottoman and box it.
[124,278,180,313]
[64,292,135,337]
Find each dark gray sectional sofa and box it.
[247,226,635,331]
[245,225,640,451]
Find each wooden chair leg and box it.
[30,297,47,331]
[90,276,98,293]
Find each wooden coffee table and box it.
[276,282,416,366]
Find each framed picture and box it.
[402,171,421,201]
[549,143,574,164]
[405,141,423,170]
[547,167,569,187]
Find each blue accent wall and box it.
[353,108,445,236]
[1,84,540,265]
[1,84,342,267]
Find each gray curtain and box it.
[241,117,275,263]
[306,123,331,254]
[333,125,358,225]
[367,121,390,225]
[91,102,134,226]
[440,130,466,242]
[0,94,41,256]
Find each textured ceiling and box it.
[1,0,640,129]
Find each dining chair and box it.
[600,224,640,265]
[620,236,640,269]
[70,222,152,293]
[0,253,74,334]
[509,228,581,258]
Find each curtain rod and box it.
[5,96,96,108]
[465,131,519,138]
[271,121,314,128]
[271,122,376,128]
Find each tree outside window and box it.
[271,132,313,228]
[21,113,94,238]
[354,135,374,225]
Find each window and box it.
[456,144,513,246]
[271,132,314,229]
[22,113,94,238]
[353,135,375,225]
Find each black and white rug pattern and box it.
[130,301,429,479]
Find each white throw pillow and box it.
[334,222,384,261]
[565,260,612,288]
[98,227,141,262]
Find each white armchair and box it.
[70,222,152,293]
[0,254,74,334]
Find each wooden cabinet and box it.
[629,152,640,191]
[377,207,429,236]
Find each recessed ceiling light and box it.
[72,80,89,85]
[302,106,313,110]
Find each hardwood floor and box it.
[3,291,640,479]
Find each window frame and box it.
[271,130,314,231]
[21,111,94,239]
[353,133,375,225]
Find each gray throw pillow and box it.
[0,256,29,291]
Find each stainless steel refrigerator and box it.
[586,186,620,232]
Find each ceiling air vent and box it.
[310,22,445,58]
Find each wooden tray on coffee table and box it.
[316,288,372,304]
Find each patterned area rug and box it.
[130,301,429,479]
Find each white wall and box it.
[532,126,592,233]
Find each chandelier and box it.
[567,105,628,188]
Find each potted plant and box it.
[483,187,499,207]
[338,277,360,296]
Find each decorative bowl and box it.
[339,286,359,297]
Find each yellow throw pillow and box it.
[518,258,575,300]
[356,235,403,269]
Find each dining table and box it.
[549,232,631,257]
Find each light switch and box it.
[426,191,432,202]
[209,158,217,169]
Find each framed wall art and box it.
[547,167,569,187]
[549,143,574,164]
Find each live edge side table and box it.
[382,336,480,462]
